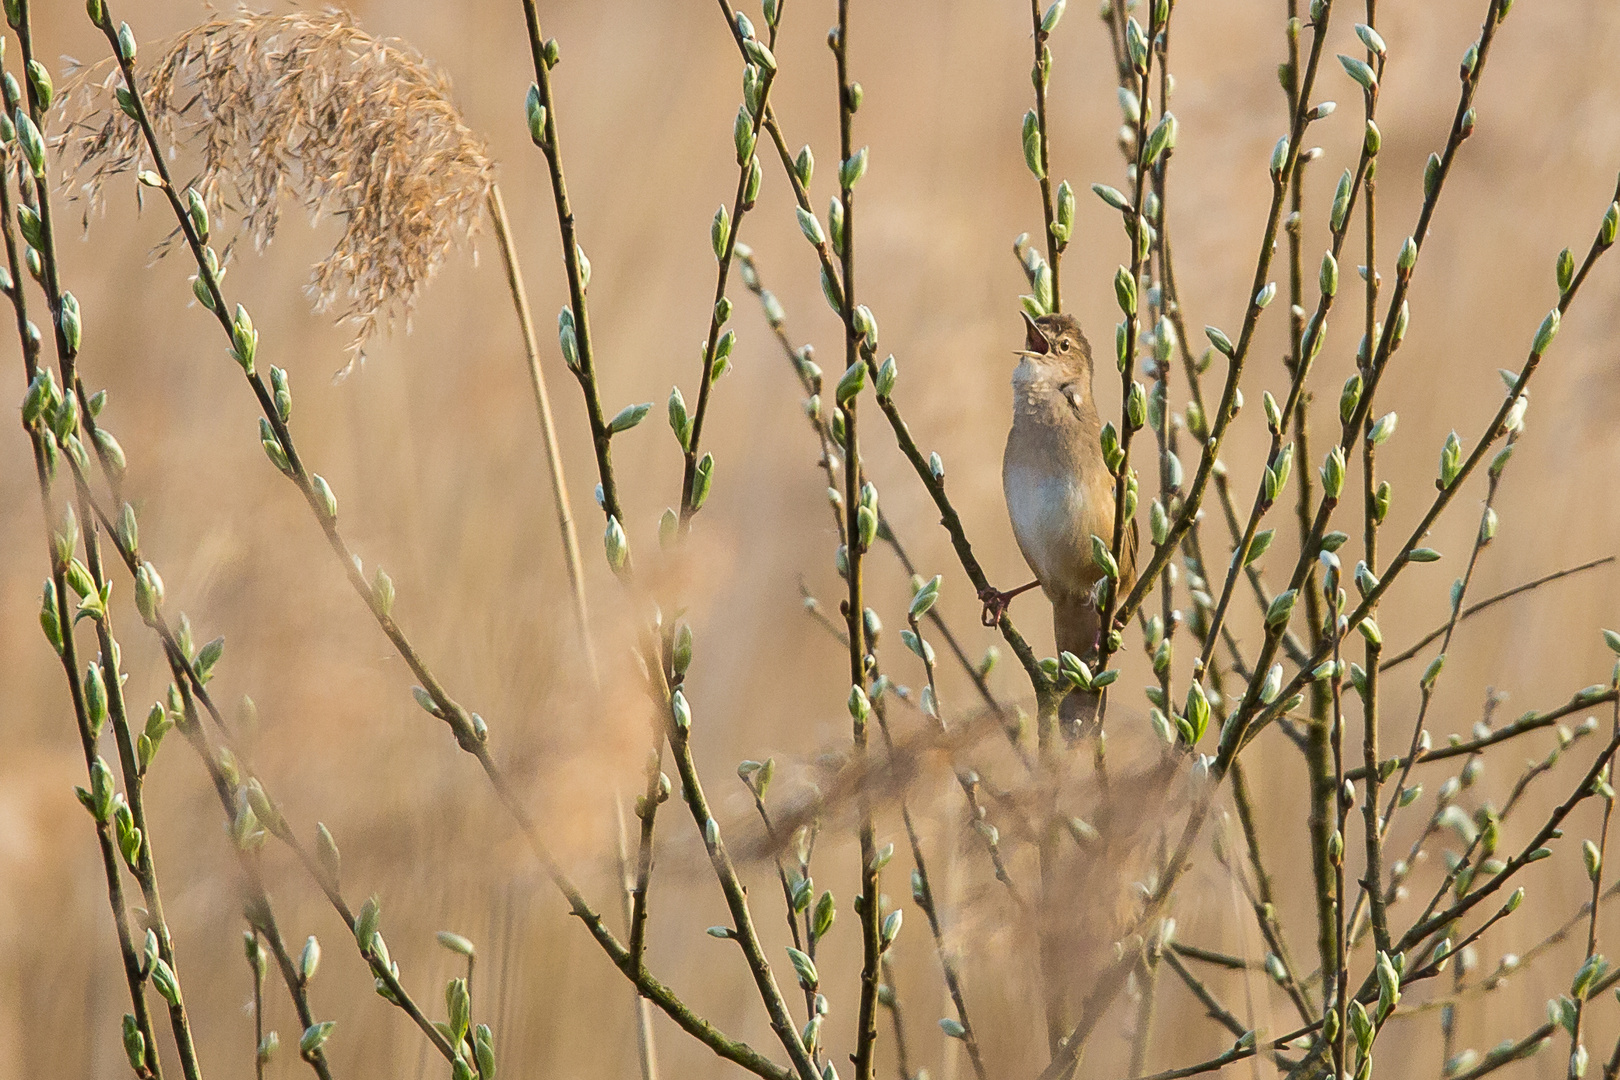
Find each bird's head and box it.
[1018,311,1093,380]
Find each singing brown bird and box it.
[981,312,1138,730]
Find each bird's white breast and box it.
[1005,462,1087,588]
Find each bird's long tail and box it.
[1054,597,1102,735]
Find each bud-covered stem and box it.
[1380,556,1616,673]
[41,556,169,1078]
[1245,171,1620,770]
[679,22,779,528]
[826,7,885,1079]
[240,912,342,1080]
[610,803,661,1080]
[1348,686,1618,785]
[655,656,819,1080]
[1219,9,1591,770]
[1284,1,1340,992]
[1356,0,1392,956]
[91,8,805,1074]
[1191,140,1374,682]
[1325,565,1350,1080]
[626,715,666,977]
[7,6,206,1074]
[514,1,626,532]
[1092,0,1163,726]
[80,529,206,1080]
[1102,0,1341,642]
[1027,0,1063,312]
[485,184,599,683]
[723,0,1055,702]
[1143,0,1182,787]
[1373,467,1508,852]
[249,930,267,1080]
[742,767,819,1022]
[1,125,174,1080]
[169,661,462,1074]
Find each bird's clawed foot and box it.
[978,580,1040,626]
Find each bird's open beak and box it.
[1021,311,1050,357]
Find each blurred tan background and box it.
[3,0,1620,1078]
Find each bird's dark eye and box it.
[1057,338,1071,352]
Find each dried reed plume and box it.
[55,8,495,362]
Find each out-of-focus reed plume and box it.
[54,8,494,364]
[739,701,1188,991]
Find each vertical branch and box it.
[1145,1,1180,763]
[634,9,781,1061]
[677,11,779,529]
[879,958,912,1080]
[1281,0,1338,991]
[1024,0,1070,313]
[612,806,657,1080]
[1093,0,1160,714]
[248,933,269,1080]
[1128,948,1162,1077]
[1325,561,1349,1079]
[244,901,344,1080]
[826,6,883,1078]
[90,533,206,1080]
[615,800,660,1080]
[626,721,666,982]
[1355,0,1392,957]
[1231,759,1316,1020]
[1602,740,1620,1080]
[21,500,168,1080]
[517,1,626,540]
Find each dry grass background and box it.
[2,1,1620,1078]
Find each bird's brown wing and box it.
[1055,379,1137,593]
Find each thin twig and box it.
[1379,556,1616,671]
